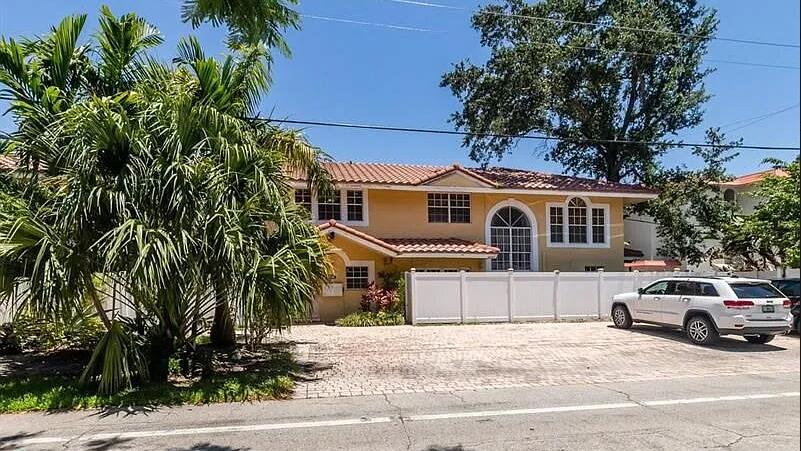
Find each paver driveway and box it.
[279,322,800,399]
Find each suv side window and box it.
[643,281,669,295]
[674,282,696,296]
[697,282,718,297]
[775,280,800,297]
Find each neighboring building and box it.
[0,155,17,172]
[292,162,656,321]
[624,259,682,272]
[717,168,788,214]
[624,168,789,272]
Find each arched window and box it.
[547,197,609,247]
[723,189,736,204]
[567,198,588,243]
[490,206,532,270]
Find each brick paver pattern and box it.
[276,322,800,399]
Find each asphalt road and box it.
[2,371,798,451]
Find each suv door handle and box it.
[653,297,661,301]
[681,297,691,302]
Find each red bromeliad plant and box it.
[360,283,398,313]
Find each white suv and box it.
[611,277,793,345]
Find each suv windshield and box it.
[729,282,785,299]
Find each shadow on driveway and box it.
[610,324,788,352]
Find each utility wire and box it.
[302,13,800,70]
[257,118,801,151]
[300,14,438,32]
[722,104,801,133]
[384,0,801,49]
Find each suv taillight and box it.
[723,300,754,309]
[783,299,792,308]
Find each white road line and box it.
[8,392,799,446]
[407,402,638,421]
[642,392,800,406]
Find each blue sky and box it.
[1,0,799,177]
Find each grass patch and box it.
[0,345,298,413]
[335,311,405,327]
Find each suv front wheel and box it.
[611,305,632,329]
[685,315,719,346]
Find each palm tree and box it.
[0,7,330,393]
[181,0,300,50]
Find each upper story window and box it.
[294,188,312,213]
[547,197,609,248]
[427,193,471,223]
[318,191,341,221]
[567,198,588,243]
[293,187,369,226]
[346,190,363,221]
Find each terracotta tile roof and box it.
[317,220,499,256]
[318,219,399,255]
[383,238,499,255]
[0,155,17,171]
[624,259,682,270]
[470,166,654,194]
[294,162,655,195]
[718,168,789,187]
[307,162,447,185]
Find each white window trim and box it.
[302,187,369,227]
[427,192,472,224]
[546,196,610,249]
[483,199,539,272]
[344,260,375,291]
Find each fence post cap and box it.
[410,268,416,272]
[507,268,514,272]
[597,268,604,272]
[553,269,560,274]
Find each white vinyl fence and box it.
[404,268,800,325]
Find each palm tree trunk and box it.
[149,326,174,383]
[210,281,235,347]
[85,276,112,330]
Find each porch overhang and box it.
[317,220,499,259]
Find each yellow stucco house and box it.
[292,162,656,322]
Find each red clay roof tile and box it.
[294,162,655,194]
[383,238,499,255]
[718,169,789,187]
[317,220,499,256]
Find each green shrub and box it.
[11,308,105,353]
[335,311,405,327]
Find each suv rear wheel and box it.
[611,305,632,329]
[685,315,719,346]
[744,334,775,345]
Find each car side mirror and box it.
[637,288,644,295]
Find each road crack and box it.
[590,383,652,409]
[447,391,466,403]
[383,393,412,451]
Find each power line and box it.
[300,14,438,33]
[722,104,801,133]
[385,0,801,49]
[302,13,800,70]
[258,118,801,151]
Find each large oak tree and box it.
[442,0,718,183]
